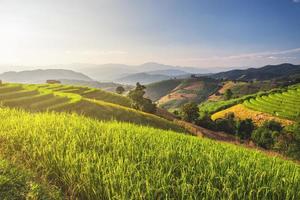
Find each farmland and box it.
[0,83,182,132]
[0,107,300,199]
[243,84,300,120]
[211,104,294,126]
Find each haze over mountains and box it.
[0,63,299,86]
[0,69,92,83]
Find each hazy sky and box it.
[0,0,300,70]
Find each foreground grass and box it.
[0,108,299,199]
[0,157,62,200]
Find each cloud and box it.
[179,47,300,62]
[293,0,300,3]
[65,50,128,56]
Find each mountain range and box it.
[211,63,300,81]
[0,69,92,83]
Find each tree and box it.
[116,86,125,94]
[274,122,300,160]
[251,120,283,149]
[181,102,199,123]
[128,82,156,113]
[215,112,236,134]
[235,119,255,140]
[224,89,233,100]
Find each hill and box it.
[211,63,300,81]
[58,79,133,92]
[145,79,183,101]
[0,107,299,199]
[157,77,219,110]
[76,62,206,81]
[0,69,92,83]
[210,84,300,125]
[116,72,171,85]
[0,83,182,131]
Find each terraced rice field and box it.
[243,85,300,120]
[0,83,182,131]
[211,104,294,126]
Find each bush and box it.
[251,120,282,149]
[235,119,255,140]
[181,102,199,123]
[275,122,300,160]
[215,112,236,134]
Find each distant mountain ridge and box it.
[211,63,300,81]
[75,62,208,81]
[116,73,171,85]
[0,69,93,83]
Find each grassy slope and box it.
[0,83,182,132]
[0,108,299,199]
[211,104,294,126]
[145,79,182,101]
[158,78,219,110]
[243,84,300,120]
[199,88,285,116]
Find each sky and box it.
[0,0,300,71]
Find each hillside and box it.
[0,83,182,131]
[211,63,300,81]
[145,79,183,101]
[0,69,92,83]
[210,84,300,124]
[157,77,219,110]
[58,79,133,92]
[0,107,299,199]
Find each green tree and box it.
[235,119,255,140]
[116,86,125,94]
[275,122,300,160]
[224,89,233,100]
[128,82,156,113]
[251,120,282,149]
[181,102,199,123]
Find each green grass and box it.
[0,157,62,200]
[199,88,285,116]
[243,84,300,120]
[0,83,182,132]
[0,107,299,199]
[36,83,132,107]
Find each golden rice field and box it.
[211,104,294,126]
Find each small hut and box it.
[46,80,61,84]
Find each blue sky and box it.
[0,0,299,69]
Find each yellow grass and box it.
[211,104,294,126]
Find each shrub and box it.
[116,86,125,94]
[180,102,199,123]
[235,119,255,140]
[251,120,282,149]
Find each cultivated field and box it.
[0,83,182,131]
[211,104,294,126]
[0,108,299,199]
[244,84,300,120]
